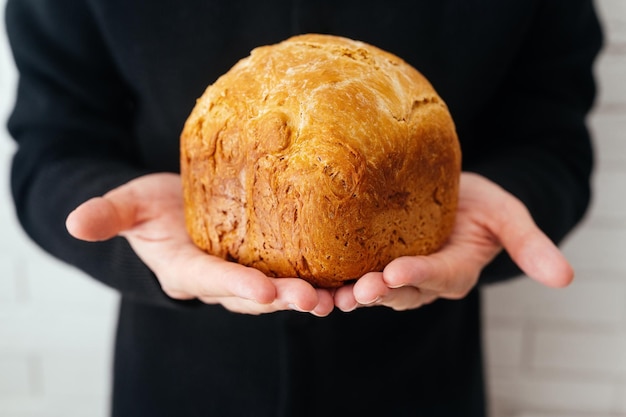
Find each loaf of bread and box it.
[180,34,461,288]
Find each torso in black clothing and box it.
[113,290,485,417]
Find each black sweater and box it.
[5,1,602,416]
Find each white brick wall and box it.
[0,3,116,414]
[484,2,626,416]
[0,1,624,417]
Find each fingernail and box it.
[288,303,304,312]
[340,303,358,313]
[362,296,381,305]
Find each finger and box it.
[353,272,389,305]
[311,288,335,317]
[333,282,359,312]
[66,196,135,241]
[490,196,574,288]
[66,173,181,242]
[214,279,335,316]
[273,277,323,312]
[378,287,438,311]
[383,248,489,300]
[148,243,277,304]
[354,271,437,311]
[332,272,388,312]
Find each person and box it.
[5,1,602,416]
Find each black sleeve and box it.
[466,0,603,283]
[5,0,190,308]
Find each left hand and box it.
[333,172,574,312]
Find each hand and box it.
[333,172,574,312]
[65,173,335,316]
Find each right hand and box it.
[65,172,335,316]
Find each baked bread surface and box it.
[180,34,461,288]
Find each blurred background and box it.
[0,1,624,417]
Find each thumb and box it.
[503,226,574,288]
[66,191,137,242]
[490,194,574,289]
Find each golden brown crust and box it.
[180,34,461,288]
